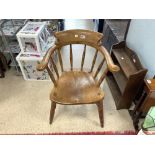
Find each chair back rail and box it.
[37,29,119,87]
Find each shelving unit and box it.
[0,19,62,75]
[0,19,28,74]
[106,41,147,109]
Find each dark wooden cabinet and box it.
[102,19,130,52]
[106,41,147,109]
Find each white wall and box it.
[126,19,155,78]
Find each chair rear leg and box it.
[49,101,56,124]
[96,100,104,128]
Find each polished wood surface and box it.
[37,29,119,127]
[50,71,104,104]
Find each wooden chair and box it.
[37,29,119,127]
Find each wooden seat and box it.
[37,29,119,127]
[50,71,104,104]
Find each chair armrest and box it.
[99,46,120,72]
[37,45,57,71]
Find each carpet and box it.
[0,69,135,135]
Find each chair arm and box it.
[99,46,120,72]
[37,45,57,71]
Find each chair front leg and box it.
[96,100,104,128]
[49,101,56,124]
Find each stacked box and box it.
[16,53,49,81]
[16,22,53,56]
[16,21,55,81]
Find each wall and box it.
[126,19,155,78]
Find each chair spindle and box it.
[81,44,86,71]
[70,44,73,70]
[97,67,108,86]
[46,66,57,86]
[90,49,98,73]
[58,48,64,72]
[50,56,59,78]
[94,58,105,78]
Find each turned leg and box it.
[49,101,56,124]
[96,100,104,128]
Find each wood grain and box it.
[50,71,104,104]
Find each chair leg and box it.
[49,101,56,124]
[96,100,104,128]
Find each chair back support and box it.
[55,29,103,48]
[37,29,119,87]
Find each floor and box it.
[0,19,135,134]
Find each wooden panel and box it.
[112,68,127,94]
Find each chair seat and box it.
[50,71,104,104]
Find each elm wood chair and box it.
[37,29,119,127]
